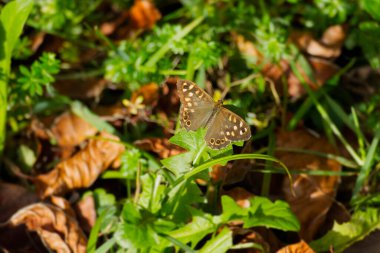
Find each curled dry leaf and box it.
[276,129,341,241]
[31,111,98,148]
[276,240,316,253]
[50,111,98,147]
[290,25,347,59]
[134,137,185,159]
[7,203,86,253]
[35,131,125,198]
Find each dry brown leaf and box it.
[74,194,96,233]
[129,0,161,30]
[100,0,161,38]
[35,131,125,198]
[7,203,86,253]
[290,25,347,59]
[262,57,339,99]
[233,33,340,99]
[134,137,185,159]
[276,240,316,253]
[50,111,98,147]
[131,82,159,106]
[276,129,341,241]
[31,111,98,148]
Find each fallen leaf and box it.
[276,128,341,241]
[7,203,87,253]
[129,0,161,30]
[131,82,159,106]
[35,131,125,198]
[262,58,339,99]
[277,240,316,253]
[75,194,96,233]
[50,111,98,147]
[233,33,340,99]
[100,0,161,39]
[290,25,347,59]
[31,111,98,148]
[134,137,185,159]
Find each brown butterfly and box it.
[177,80,251,149]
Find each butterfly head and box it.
[216,99,223,108]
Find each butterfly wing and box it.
[205,107,251,149]
[177,80,215,131]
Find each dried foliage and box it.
[276,129,341,241]
[6,203,87,253]
[277,240,316,253]
[35,132,125,198]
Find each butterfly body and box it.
[177,80,251,149]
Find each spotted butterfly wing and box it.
[177,79,251,149]
[177,80,214,131]
[205,107,251,149]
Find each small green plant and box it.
[90,129,299,252]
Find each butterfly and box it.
[177,80,251,149]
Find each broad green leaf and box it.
[139,173,165,213]
[361,0,380,21]
[93,188,116,209]
[243,196,300,232]
[220,195,249,222]
[114,223,159,249]
[169,209,215,247]
[162,180,204,223]
[310,208,380,253]
[199,227,232,253]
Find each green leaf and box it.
[169,209,215,247]
[162,180,204,223]
[310,208,380,253]
[139,173,165,213]
[93,188,116,209]
[162,128,232,177]
[243,196,300,232]
[220,195,249,222]
[361,0,380,21]
[358,22,380,68]
[199,227,232,253]
[119,148,141,179]
[114,223,159,249]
